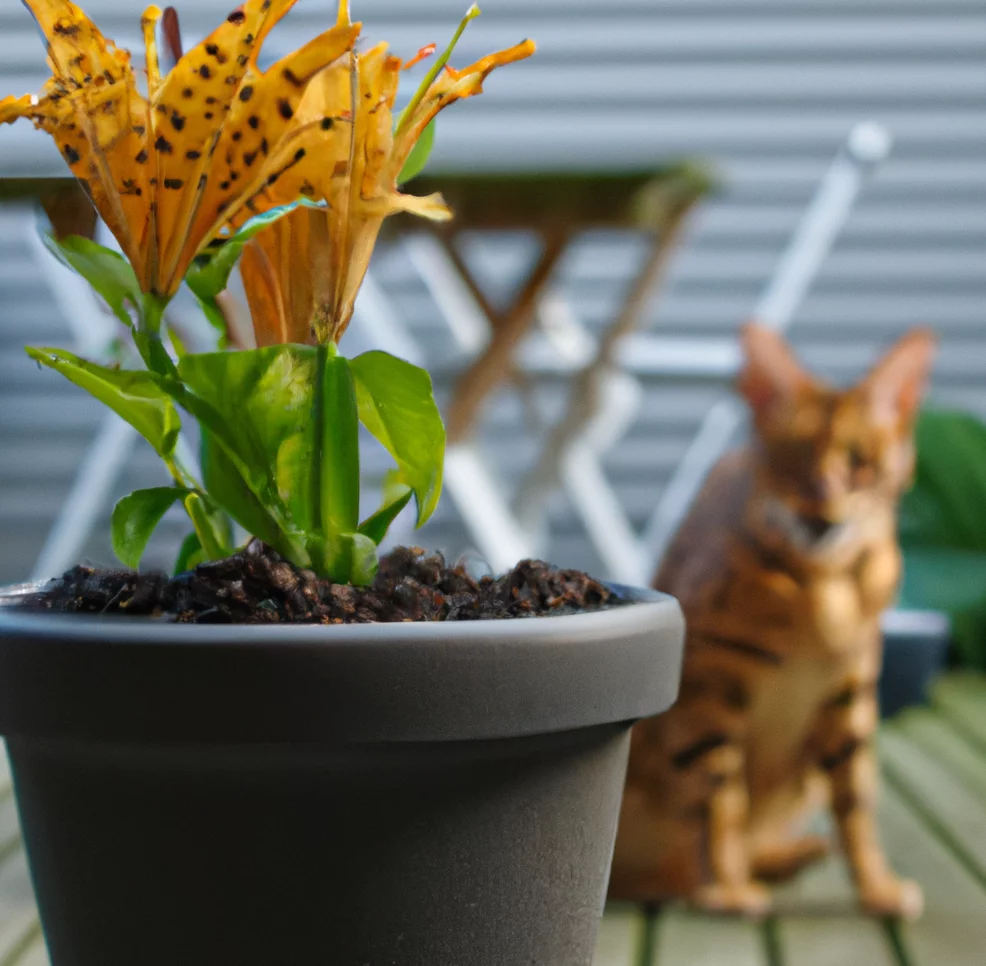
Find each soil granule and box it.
[20,542,625,624]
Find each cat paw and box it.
[859,876,924,920]
[693,881,772,917]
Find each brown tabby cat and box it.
[610,323,936,918]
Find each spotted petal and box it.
[1,0,153,283]
[1,0,361,298]
[148,0,360,290]
[239,41,453,345]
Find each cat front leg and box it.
[817,687,923,919]
[653,681,771,916]
[692,745,771,917]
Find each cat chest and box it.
[744,656,847,793]
[731,544,900,657]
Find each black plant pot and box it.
[879,608,951,718]
[0,586,683,966]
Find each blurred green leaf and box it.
[899,408,986,669]
[183,491,233,563]
[111,486,190,569]
[358,475,413,545]
[41,233,141,329]
[26,347,181,457]
[174,531,205,574]
[900,410,986,549]
[351,350,445,526]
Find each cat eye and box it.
[847,447,869,472]
[847,446,877,485]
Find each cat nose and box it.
[800,515,836,542]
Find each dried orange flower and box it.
[0,0,359,297]
[238,4,535,346]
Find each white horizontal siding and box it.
[0,0,984,580]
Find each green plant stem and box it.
[141,294,166,334]
[163,455,224,558]
[184,493,227,561]
[395,3,481,135]
[163,455,187,488]
[133,294,180,379]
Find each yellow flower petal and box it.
[389,38,536,182]
[2,0,361,297]
[240,206,329,347]
[151,1,360,290]
[238,23,532,347]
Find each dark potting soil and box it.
[20,542,625,624]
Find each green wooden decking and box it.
[593,674,986,966]
[0,675,983,964]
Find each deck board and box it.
[8,935,46,966]
[772,842,898,966]
[592,902,645,966]
[879,785,986,966]
[931,675,986,752]
[650,910,766,966]
[0,913,42,966]
[880,726,986,885]
[893,709,986,801]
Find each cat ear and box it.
[862,328,936,428]
[737,323,812,419]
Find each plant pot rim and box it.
[0,582,684,745]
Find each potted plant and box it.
[0,1,685,964]
[875,406,986,714]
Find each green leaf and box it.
[900,410,986,550]
[317,346,361,537]
[898,408,986,670]
[174,531,205,574]
[358,479,413,545]
[397,120,435,185]
[351,350,445,526]
[347,533,380,586]
[183,491,232,563]
[898,547,986,670]
[41,233,141,329]
[111,486,190,569]
[316,532,379,586]
[199,426,304,564]
[178,345,370,581]
[185,198,324,302]
[27,346,181,457]
[180,346,322,532]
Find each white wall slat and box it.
[0,0,983,580]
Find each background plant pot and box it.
[0,586,683,966]
[879,608,952,717]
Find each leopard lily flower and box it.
[238,3,536,347]
[0,0,359,300]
